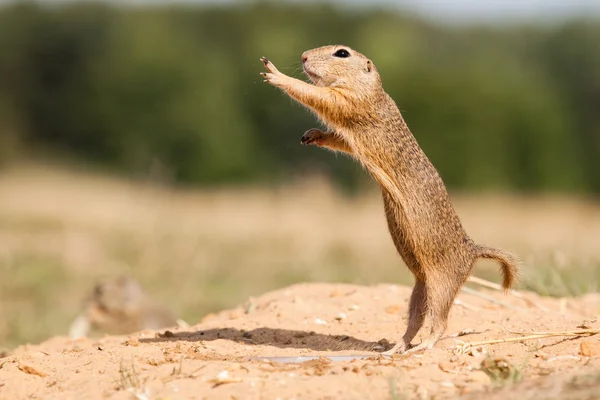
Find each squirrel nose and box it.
[302,55,308,64]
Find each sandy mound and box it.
[1,283,600,399]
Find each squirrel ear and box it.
[366,60,373,73]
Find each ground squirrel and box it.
[68,275,179,338]
[260,45,519,355]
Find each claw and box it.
[260,56,279,74]
[259,57,283,86]
[381,341,407,357]
[300,133,312,145]
[301,129,323,145]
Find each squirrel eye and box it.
[333,49,350,58]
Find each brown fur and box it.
[260,45,519,354]
[68,275,177,338]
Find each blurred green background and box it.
[0,0,598,192]
[1,0,600,350]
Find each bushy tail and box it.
[475,245,520,290]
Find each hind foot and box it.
[381,341,407,357]
[381,338,439,357]
[403,340,436,354]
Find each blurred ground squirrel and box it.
[260,45,519,355]
[68,275,182,338]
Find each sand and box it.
[2,282,600,400]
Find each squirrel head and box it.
[90,275,145,317]
[301,45,382,94]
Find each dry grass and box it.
[1,164,599,349]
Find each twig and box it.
[467,276,551,312]
[162,364,206,383]
[460,286,522,310]
[446,328,487,339]
[453,299,481,312]
[547,355,580,362]
[507,329,600,336]
[207,370,243,387]
[454,329,600,354]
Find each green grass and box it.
[521,264,600,297]
[1,166,599,349]
[0,256,76,348]
[1,235,596,350]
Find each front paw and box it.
[260,57,280,74]
[260,57,286,87]
[300,129,327,146]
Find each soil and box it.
[1,282,600,400]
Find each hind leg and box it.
[405,274,463,353]
[382,279,427,356]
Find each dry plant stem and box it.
[507,329,600,336]
[453,299,481,312]
[467,276,551,312]
[446,328,486,338]
[456,329,600,352]
[460,286,523,310]
[467,276,512,291]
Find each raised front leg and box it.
[301,129,354,155]
[260,57,353,121]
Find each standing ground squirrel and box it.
[260,45,519,355]
[68,275,179,338]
